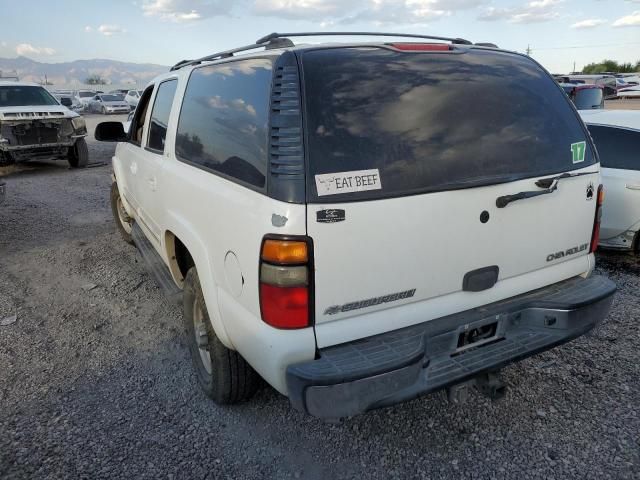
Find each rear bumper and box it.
[287,275,616,419]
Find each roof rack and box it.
[170,31,472,71]
[256,31,472,45]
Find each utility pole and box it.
[573,61,576,74]
[526,44,532,56]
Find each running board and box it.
[131,224,182,304]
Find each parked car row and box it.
[555,73,640,100]
[49,88,143,113]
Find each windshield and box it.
[574,88,603,109]
[78,91,94,98]
[302,47,596,202]
[0,85,59,107]
[100,95,122,102]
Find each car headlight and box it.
[71,116,86,132]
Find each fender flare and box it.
[162,211,235,350]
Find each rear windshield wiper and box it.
[496,170,598,208]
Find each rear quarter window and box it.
[175,58,273,190]
[301,47,596,202]
[587,125,640,170]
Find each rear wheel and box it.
[67,138,89,168]
[183,267,259,404]
[110,182,134,244]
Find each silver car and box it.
[88,94,131,114]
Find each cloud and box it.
[98,25,126,36]
[84,26,93,32]
[141,0,233,22]
[478,0,562,23]
[570,18,606,29]
[254,0,486,24]
[15,43,56,56]
[612,10,640,26]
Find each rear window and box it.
[302,47,596,202]
[574,88,603,110]
[587,125,640,170]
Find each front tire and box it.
[67,138,89,168]
[110,182,134,244]
[101,106,107,115]
[183,267,259,404]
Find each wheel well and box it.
[165,231,194,285]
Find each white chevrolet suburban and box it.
[96,32,616,420]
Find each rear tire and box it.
[110,182,134,245]
[68,138,89,168]
[183,267,259,404]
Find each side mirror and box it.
[95,122,128,142]
[60,97,72,107]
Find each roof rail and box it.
[255,31,472,46]
[170,31,473,71]
[170,38,295,71]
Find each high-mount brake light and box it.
[390,43,451,51]
[590,185,604,254]
[259,237,313,329]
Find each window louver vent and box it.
[268,52,305,203]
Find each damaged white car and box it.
[0,81,89,168]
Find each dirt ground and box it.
[0,114,639,479]
[605,98,640,110]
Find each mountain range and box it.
[0,56,168,88]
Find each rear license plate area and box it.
[453,320,501,355]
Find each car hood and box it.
[0,105,79,120]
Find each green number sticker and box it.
[571,141,586,164]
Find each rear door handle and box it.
[626,184,640,190]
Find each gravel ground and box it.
[0,114,638,479]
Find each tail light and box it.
[259,236,313,329]
[389,43,451,51]
[590,184,604,253]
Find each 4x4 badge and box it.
[317,209,345,223]
[586,182,594,200]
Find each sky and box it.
[0,0,639,73]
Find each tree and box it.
[84,74,106,85]
[582,59,640,74]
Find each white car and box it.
[87,93,131,114]
[124,90,143,109]
[0,80,89,167]
[96,33,615,419]
[75,89,97,109]
[580,110,640,252]
[617,86,640,99]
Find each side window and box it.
[147,79,178,153]
[130,86,154,146]
[588,125,640,169]
[176,58,272,189]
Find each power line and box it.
[532,42,640,51]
